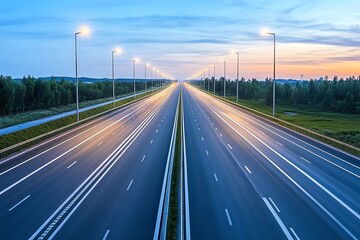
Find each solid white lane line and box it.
[269,197,281,213]
[227,144,232,150]
[224,209,233,226]
[245,166,252,174]
[301,157,311,164]
[98,141,103,146]
[127,179,134,191]
[213,111,356,238]
[214,173,218,182]
[277,141,284,146]
[150,140,153,144]
[102,230,110,240]
[201,137,204,141]
[263,198,293,239]
[141,155,146,163]
[290,228,300,240]
[66,161,77,169]
[206,150,209,156]
[221,113,360,220]
[156,129,159,133]
[9,195,31,211]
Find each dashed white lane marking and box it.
[211,123,214,126]
[225,209,233,226]
[98,141,103,146]
[150,140,153,144]
[290,228,300,240]
[220,133,223,137]
[156,129,158,133]
[102,230,110,240]
[245,166,252,174]
[67,161,77,169]
[215,128,218,131]
[161,119,163,122]
[227,144,232,150]
[112,130,117,135]
[159,124,161,127]
[276,141,283,146]
[214,173,218,182]
[259,130,265,135]
[198,128,200,130]
[141,155,146,163]
[8,195,31,211]
[301,157,311,164]
[201,137,204,141]
[127,179,134,191]
[206,150,209,156]
[121,125,125,128]
[269,197,281,213]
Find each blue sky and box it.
[0,0,359,80]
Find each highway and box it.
[182,83,360,239]
[0,84,179,239]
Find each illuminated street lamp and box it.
[112,47,122,108]
[145,63,150,94]
[221,60,227,98]
[133,58,140,98]
[261,28,276,117]
[74,26,90,122]
[211,65,216,94]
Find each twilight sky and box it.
[0,0,359,80]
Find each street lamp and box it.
[221,60,227,98]
[112,48,122,108]
[133,58,140,98]
[74,26,90,122]
[145,63,150,94]
[261,28,276,117]
[211,65,215,94]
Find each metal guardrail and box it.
[198,87,360,157]
[0,89,162,159]
[153,89,180,240]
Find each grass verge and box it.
[0,90,159,157]
[166,89,182,239]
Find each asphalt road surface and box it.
[0,83,179,239]
[182,83,360,240]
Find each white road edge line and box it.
[102,230,110,240]
[127,179,134,191]
[66,161,77,169]
[263,198,293,240]
[8,195,31,211]
[224,209,233,226]
[290,228,300,240]
[269,197,281,213]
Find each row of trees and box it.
[0,76,153,115]
[200,76,360,114]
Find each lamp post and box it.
[211,65,215,94]
[235,52,240,103]
[222,60,227,98]
[74,26,89,122]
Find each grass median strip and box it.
[166,90,182,239]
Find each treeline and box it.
[204,76,360,114]
[0,75,147,115]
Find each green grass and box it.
[166,92,181,240]
[225,96,360,148]
[0,91,156,154]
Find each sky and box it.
[0,0,359,80]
